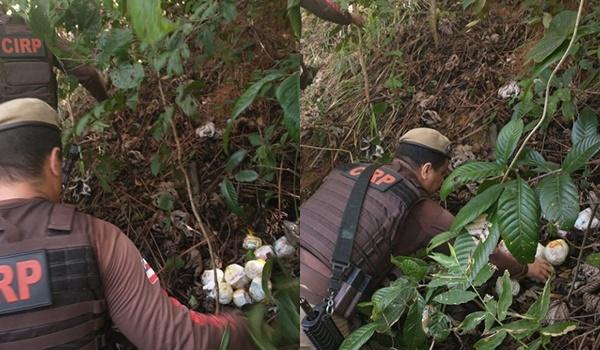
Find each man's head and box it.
[0,98,62,202]
[395,128,451,194]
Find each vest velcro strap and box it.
[0,234,89,256]
[0,317,105,350]
[47,204,75,233]
[0,300,106,332]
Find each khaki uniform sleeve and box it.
[52,39,109,102]
[300,0,353,25]
[88,218,252,350]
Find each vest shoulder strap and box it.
[47,204,76,234]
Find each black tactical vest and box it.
[0,201,110,349]
[0,15,57,108]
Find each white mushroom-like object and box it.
[233,289,252,308]
[274,236,295,258]
[495,276,521,296]
[535,243,545,260]
[544,239,569,266]
[224,264,250,289]
[245,259,266,280]
[249,277,272,302]
[254,245,274,260]
[574,208,600,231]
[209,282,233,305]
[201,268,224,291]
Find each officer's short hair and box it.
[395,143,448,170]
[0,126,61,182]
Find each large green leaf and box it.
[391,256,429,281]
[287,0,301,38]
[563,136,600,173]
[516,148,558,172]
[96,28,134,66]
[225,150,248,172]
[501,319,539,340]
[526,276,552,321]
[497,178,540,264]
[536,173,579,229]
[276,73,300,142]
[402,296,427,349]
[450,184,505,233]
[223,73,283,154]
[110,63,145,90]
[440,162,505,200]
[127,0,176,45]
[219,179,244,216]
[339,322,378,350]
[496,118,524,165]
[540,321,578,336]
[371,278,414,324]
[459,311,487,333]
[453,232,477,273]
[474,330,507,350]
[467,223,501,285]
[423,307,451,341]
[572,107,599,144]
[527,11,577,63]
[433,290,477,305]
[497,271,512,321]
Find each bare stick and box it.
[157,77,221,313]
[501,0,585,183]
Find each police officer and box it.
[300,0,364,26]
[0,98,251,349]
[299,128,553,348]
[0,8,108,108]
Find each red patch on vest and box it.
[341,165,403,192]
[0,250,51,315]
[0,34,45,58]
[141,258,159,285]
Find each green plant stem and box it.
[501,0,585,183]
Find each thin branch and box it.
[567,202,599,299]
[501,0,585,182]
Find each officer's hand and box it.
[526,258,553,282]
[351,13,365,27]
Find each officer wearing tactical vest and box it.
[0,98,251,349]
[299,128,554,349]
[0,9,108,108]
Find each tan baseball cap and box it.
[399,128,451,157]
[0,98,59,133]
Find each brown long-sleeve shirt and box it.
[300,0,353,25]
[0,198,251,350]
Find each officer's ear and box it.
[419,162,433,180]
[48,147,62,178]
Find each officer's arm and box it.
[300,0,354,25]
[52,39,109,102]
[89,219,251,349]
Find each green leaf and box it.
[433,290,476,305]
[517,148,557,172]
[391,256,429,281]
[536,174,579,229]
[339,323,378,350]
[501,319,538,339]
[223,73,283,154]
[468,223,501,285]
[428,274,467,288]
[425,308,451,341]
[454,232,477,273]
[440,162,505,200]
[261,259,274,303]
[472,263,496,287]
[371,278,414,322]
[157,193,175,211]
[585,253,600,268]
[497,271,512,321]
[572,107,599,144]
[402,296,427,349]
[96,28,134,66]
[219,179,244,216]
[563,136,600,173]
[483,296,497,333]
[150,152,162,176]
[276,73,300,142]
[127,0,176,45]
[496,118,524,165]
[225,150,248,172]
[427,230,460,253]
[450,184,505,233]
[527,11,577,63]
[235,170,259,182]
[459,311,486,332]
[287,0,301,38]
[219,327,231,350]
[526,275,552,321]
[497,178,540,264]
[540,321,578,336]
[110,63,145,90]
[474,330,507,350]
[29,0,54,45]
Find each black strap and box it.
[329,164,379,294]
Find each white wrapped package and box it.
[249,277,272,302]
[245,259,266,280]
[224,264,250,289]
[574,208,600,231]
[209,282,233,305]
[233,289,252,308]
[201,269,224,291]
[254,245,274,260]
[274,236,295,258]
